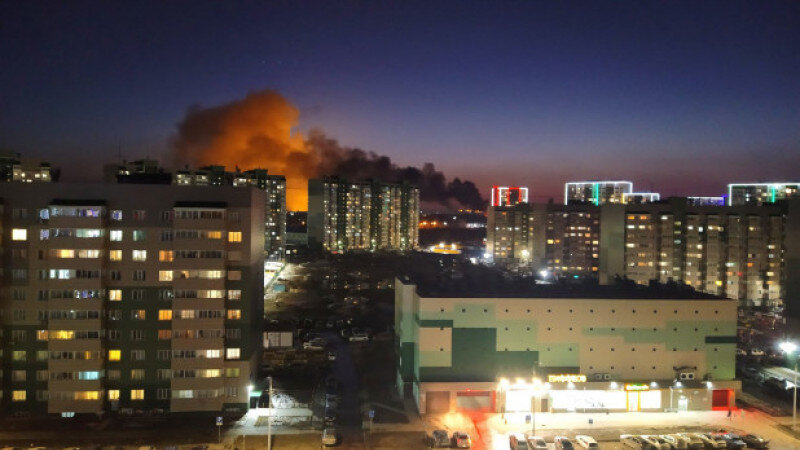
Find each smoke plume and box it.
[172,89,485,211]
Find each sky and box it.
[1,1,799,203]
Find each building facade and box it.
[0,183,264,416]
[395,278,739,415]
[307,178,419,252]
[486,199,800,309]
[728,183,800,206]
[1,154,53,183]
[106,162,286,261]
[565,181,633,205]
[490,186,529,207]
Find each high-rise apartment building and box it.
[105,162,286,261]
[307,178,419,252]
[490,186,529,207]
[728,183,800,206]
[486,198,800,310]
[1,153,53,183]
[564,181,632,205]
[0,183,264,416]
[485,204,534,262]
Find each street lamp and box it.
[780,341,798,430]
[530,378,549,438]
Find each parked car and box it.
[431,430,450,448]
[701,434,727,449]
[660,435,687,449]
[526,436,548,450]
[554,436,576,450]
[675,433,705,449]
[509,433,529,450]
[327,351,337,361]
[452,431,471,448]
[575,435,599,449]
[349,332,369,342]
[736,348,747,356]
[640,436,668,450]
[740,434,769,449]
[750,348,765,356]
[687,433,721,449]
[621,435,656,449]
[718,433,746,449]
[321,428,339,446]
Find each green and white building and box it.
[395,277,740,414]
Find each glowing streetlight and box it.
[780,341,798,430]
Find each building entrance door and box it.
[627,392,639,412]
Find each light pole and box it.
[267,376,274,450]
[780,341,797,430]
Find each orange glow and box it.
[172,90,319,211]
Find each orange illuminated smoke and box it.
[172,90,319,211]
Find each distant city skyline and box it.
[1,1,799,204]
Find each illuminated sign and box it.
[491,185,529,207]
[624,383,650,391]
[547,374,587,383]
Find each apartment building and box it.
[0,183,264,416]
[0,153,53,183]
[486,198,800,311]
[106,162,286,261]
[395,277,739,414]
[564,181,632,205]
[485,204,534,263]
[486,203,601,277]
[728,183,800,206]
[623,201,787,306]
[307,178,419,252]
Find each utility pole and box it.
[268,376,273,450]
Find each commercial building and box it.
[307,178,419,252]
[728,183,800,206]
[395,277,739,415]
[490,186,529,207]
[106,161,286,261]
[0,182,264,416]
[1,153,53,183]
[486,198,800,310]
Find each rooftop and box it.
[401,274,723,300]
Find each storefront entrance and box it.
[712,389,732,410]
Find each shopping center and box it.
[395,277,740,414]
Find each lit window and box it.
[12,390,27,401]
[132,230,145,241]
[226,348,240,359]
[111,210,123,221]
[110,230,123,241]
[228,231,242,243]
[158,250,174,262]
[132,250,147,262]
[12,229,27,241]
[228,290,241,300]
[108,390,120,400]
[227,310,241,320]
[74,390,100,400]
[159,270,173,282]
[109,250,122,261]
[132,310,146,320]
[130,389,145,400]
[158,310,173,320]
[207,231,222,239]
[109,290,122,301]
[205,349,221,358]
[108,350,121,361]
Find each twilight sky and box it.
[1,1,799,203]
